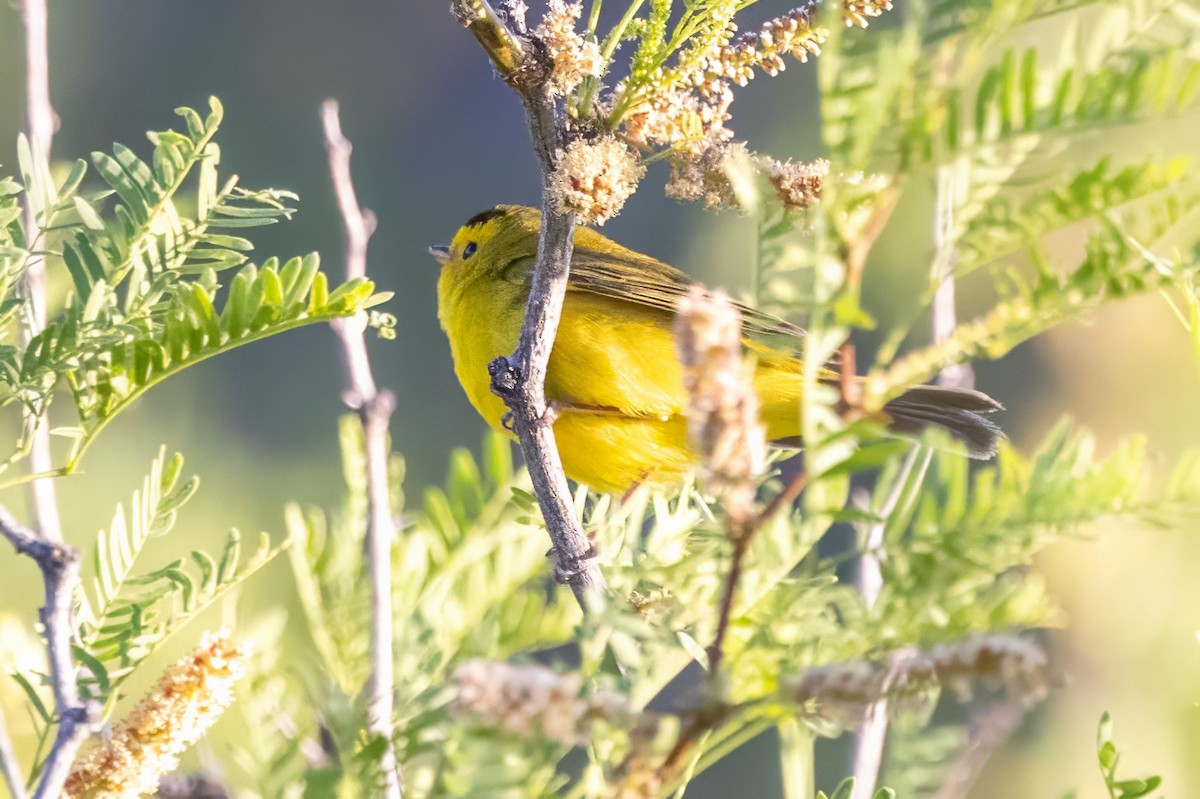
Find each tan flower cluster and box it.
[666,142,828,213]
[535,0,603,95]
[674,288,766,525]
[622,81,735,154]
[665,141,749,209]
[767,156,829,210]
[844,0,895,28]
[65,631,247,799]
[617,0,739,151]
[779,634,1050,730]
[452,659,630,745]
[548,135,645,224]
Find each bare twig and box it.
[452,0,606,604]
[18,0,63,545]
[0,507,100,799]
[453,0,526,80]
[706,467,808,676]
[0,703,28,799]
[321,100,403,799]
[706,537,747,676]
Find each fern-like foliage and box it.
[0,97,388,482]
[278,421,578,794]
[69,449,283,710]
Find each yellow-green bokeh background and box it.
[1,1,1198,796]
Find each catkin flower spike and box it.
[64,631,247,799]
[779,633,1050,731]
[674,287,766,528]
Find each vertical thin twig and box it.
[932,166,972,391]
[453,0,606,605]
[19,0,63,544]
[2,4,97,797]
[849,165,965,799]
[847,447,927,799]
[16,0,57,504]
[0,703,29,799]
[321,100,403,799]
[0,508,99,799]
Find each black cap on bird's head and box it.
[429,206,541,274]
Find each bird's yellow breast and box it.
[438,271,700,492]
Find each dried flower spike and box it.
[65,631,247,799]
[549,135,645,224]
[779,634,1050,731]
[674,288,766,524]
[535,0,603,95]
[453,659,629,745]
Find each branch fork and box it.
[0,508,102,799]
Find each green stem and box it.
[600,0,647,63]
[585,0,603,37]
[779,718,815,799]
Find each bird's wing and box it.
[567,242,809,354]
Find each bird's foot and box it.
[502,401,562,432]
[547,541,599,584]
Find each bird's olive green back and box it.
[459,205,810,355]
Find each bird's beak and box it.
[428,244,451,265]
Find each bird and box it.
[431,205,1002,494]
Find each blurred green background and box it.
[1,1,1198,796]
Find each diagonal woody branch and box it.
[451,0,606,605]
[0,508,100,799]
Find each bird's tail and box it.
[882,384,1005,459]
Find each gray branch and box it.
[0,508,100,799]
[321,100,403,799]
[2,3,93,796]
[452,0,606,604]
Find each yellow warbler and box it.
[432,205,1001,494]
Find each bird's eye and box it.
[462,241,478,259]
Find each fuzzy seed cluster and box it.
[452,659,629,745]
[549,135,645,224]
[64,631,247,799]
